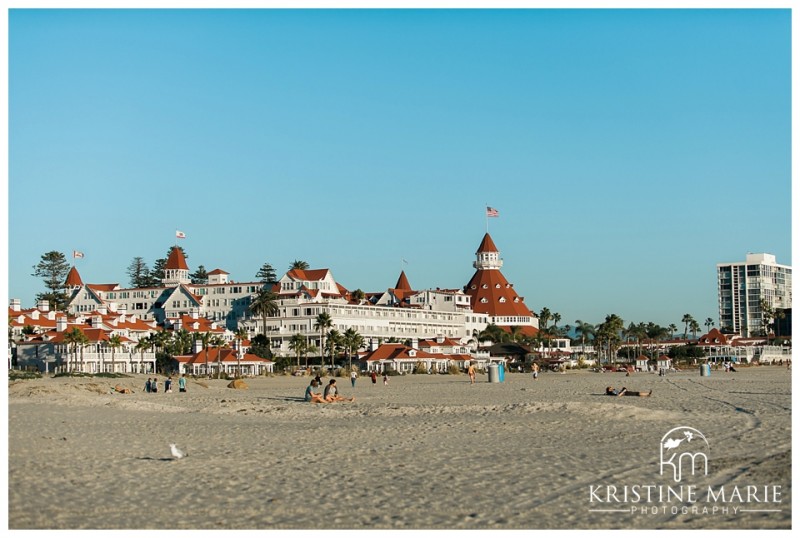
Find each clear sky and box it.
[6,8,792,330]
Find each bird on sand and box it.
[170,443,187,459]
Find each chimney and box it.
[37,299,50,312]
[56,317,67,332]
[98,305,108,315]
[9,299,20,312]
[193,338,203,354]
[411,338,419,349]
[92,315,102,327]
[190,308,199,320]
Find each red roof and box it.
[208,269,229,275]
[361,344,440,362]
[476,233,499,253]
[174,347,272,364]
[65,266,83,287]
[698,328,729,346]
[165,247,189,270]
[394,271,412,291]
[464,268,534,318]
[286,268,329,281]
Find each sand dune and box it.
[7,366,791,529]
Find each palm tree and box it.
[249,287,279,338]
[574,320,595,352]
[63,327,86,372]
[704,317,714,333]
[681,314,695,340]
[234,327,248,377]
[538,308,552,334]
[196,331,212,376]
[289,260,310,271]
[210,335,226,378]
[478,323,506,344]
[668,324,678,340]
[343,328,364,371]
[289,333,306,369]
[108,334,123,374]
[689,319,701,341]
[315,311,333,367]
[135,336,153,374]
[326,329,343,368]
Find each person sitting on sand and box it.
[323,379,355,402]
[606,386,652,397]
[305,380,326,404]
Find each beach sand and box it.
[7,366,791,529]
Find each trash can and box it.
[488,363,499,383]
[497,363,505,382]
[700,363,711,377]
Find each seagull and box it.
[170,443,187,459]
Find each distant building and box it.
[717,253,792,337]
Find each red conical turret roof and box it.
[165,247,189,270]
[65,266,83,287]
[476,233,499,253]
[394,270,412,291]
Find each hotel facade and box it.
[717,253,792,337]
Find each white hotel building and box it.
[57,233,539,358]
[717,253,792,337]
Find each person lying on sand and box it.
[323,379,355,402]
[305,380,327,404]
[606,386,652,397]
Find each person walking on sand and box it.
[467,363,476,384]
[151,378,158,393]
[164,376,173,393]
[178,374,187,393]
[532,363,539,380]
[371,371,377,386]
[383,373,388,386]
[351,369,357,388]
[145,378,152,393]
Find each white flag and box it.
[73,250,84,259]
[176,230,186,239]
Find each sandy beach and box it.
[7,365,791,530]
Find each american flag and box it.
[73,250,84,259]
[486,206,499,218]
[176,230,186,239]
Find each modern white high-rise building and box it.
[717,253,792,337]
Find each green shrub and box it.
[9,370,42,380]
[447,364,462,375]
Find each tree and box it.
[343,328,364,371]
[289,260,310,271]
[196,331,212,376]
[190,265,209,285]
[478,323,507,344]
[32,251,71,311]
[63,327,89,372]
[289,333,306,369]
[574,320,595,350]
[315,312,333,366]
[127,257,152,288]
[326,329,343,367]
[681,314,695,340]
[250,287,279,337]
[668,324,678,339]
[256,263,278,284]
[704,317,714,333]
[690,319,701,340]
[234,327,248,377]
[108,334,123,373]
[210,335,226,378]
[135,336,153,374]
[351,289,366,304]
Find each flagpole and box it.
[485,203,489,233]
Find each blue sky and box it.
[7,8,792,330]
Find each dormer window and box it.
[499,297,506,303]
[482,284,488,289]
[495,284,501,288]
[480,298,488,303]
